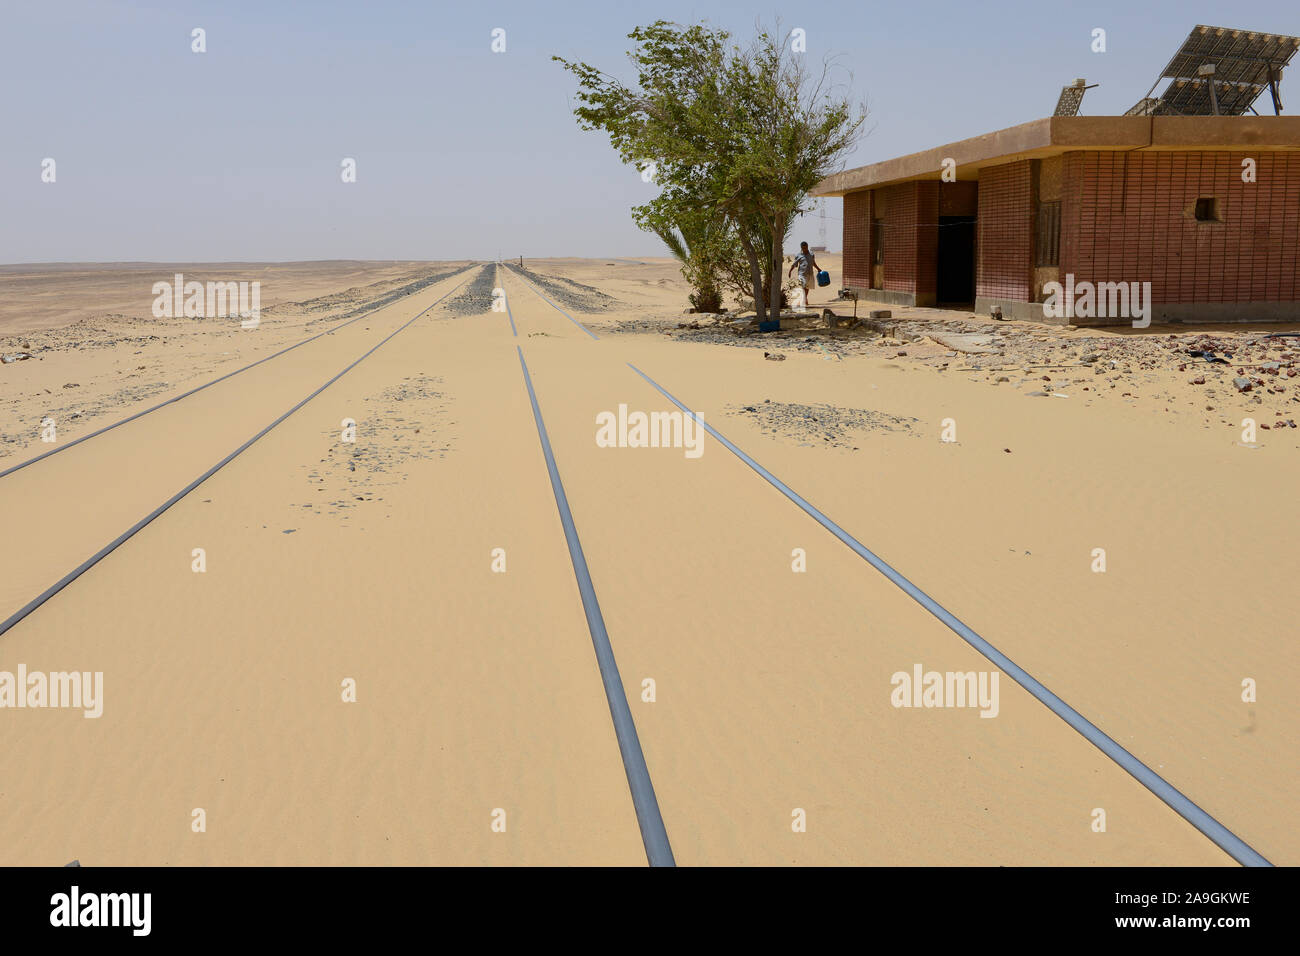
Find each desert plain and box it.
[0,256,1295,866]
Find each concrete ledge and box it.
[846,287,936,308]
[1155,302,1300,324]
[777,311,820,330]
[974,296,1300,327]
[975,297,1063,325]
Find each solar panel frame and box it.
[1129,24,1300,116]
[1124,97,1162,116]
[1054,85,1087,117]
[1162,77,1263,115]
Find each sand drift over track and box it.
[293,265,472,323]
[445,265,498,316]
[0,257,1292,867]
[512,264,618,312]
[0,266,474,477]
[0,270,473,636]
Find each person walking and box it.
[788,242,820,308]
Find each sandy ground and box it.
[0,256,1294,866]
[0,261,442,335]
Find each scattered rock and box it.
[726,400,919,448]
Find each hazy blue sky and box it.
[3,0,1297,262]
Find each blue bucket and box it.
[816,270,830,287]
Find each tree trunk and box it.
[738,231,765,321]
[768,214,786,319]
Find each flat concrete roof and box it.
[812,116,1300,196]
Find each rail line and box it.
[494,264,517,337]
[8,260,1272,866]
[0,271,473,640]
[0,264,476,480]
[505,262,1272,867]
[625,361,1272,869]
[515,345,674,867]
[501,263,599,339]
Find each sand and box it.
[0,261,443,335]
[0,257,1294,866]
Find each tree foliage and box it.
[555,21,865,320]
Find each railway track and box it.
[494,263,517,337]
[0,264,476,480]
[0,267,476,639]
[515,344,674,866]
[0,260,1279,867]
[499,263,1273,868]
[501,263,599,339]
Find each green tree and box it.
[555,21,864,321]
[648,209,726,314]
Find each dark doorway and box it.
[937,216,976,306]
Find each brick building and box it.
[812,116,1300,325]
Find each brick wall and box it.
[879,183,916,294]
[839,182,944,301]
[843,190,871,289]
[915,182,939,299]
[1061,150,1300,303]
[869,181,937,300]
[977,161,1034,301]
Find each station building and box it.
[812,115,1300,325]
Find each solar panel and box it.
[1128,24,1300,116]
[1124,97,1162,116]
[1053,79,1090,117]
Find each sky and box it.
[2,0,1297,263]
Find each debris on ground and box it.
[727,400,919,449]
[613,303,1297,438]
